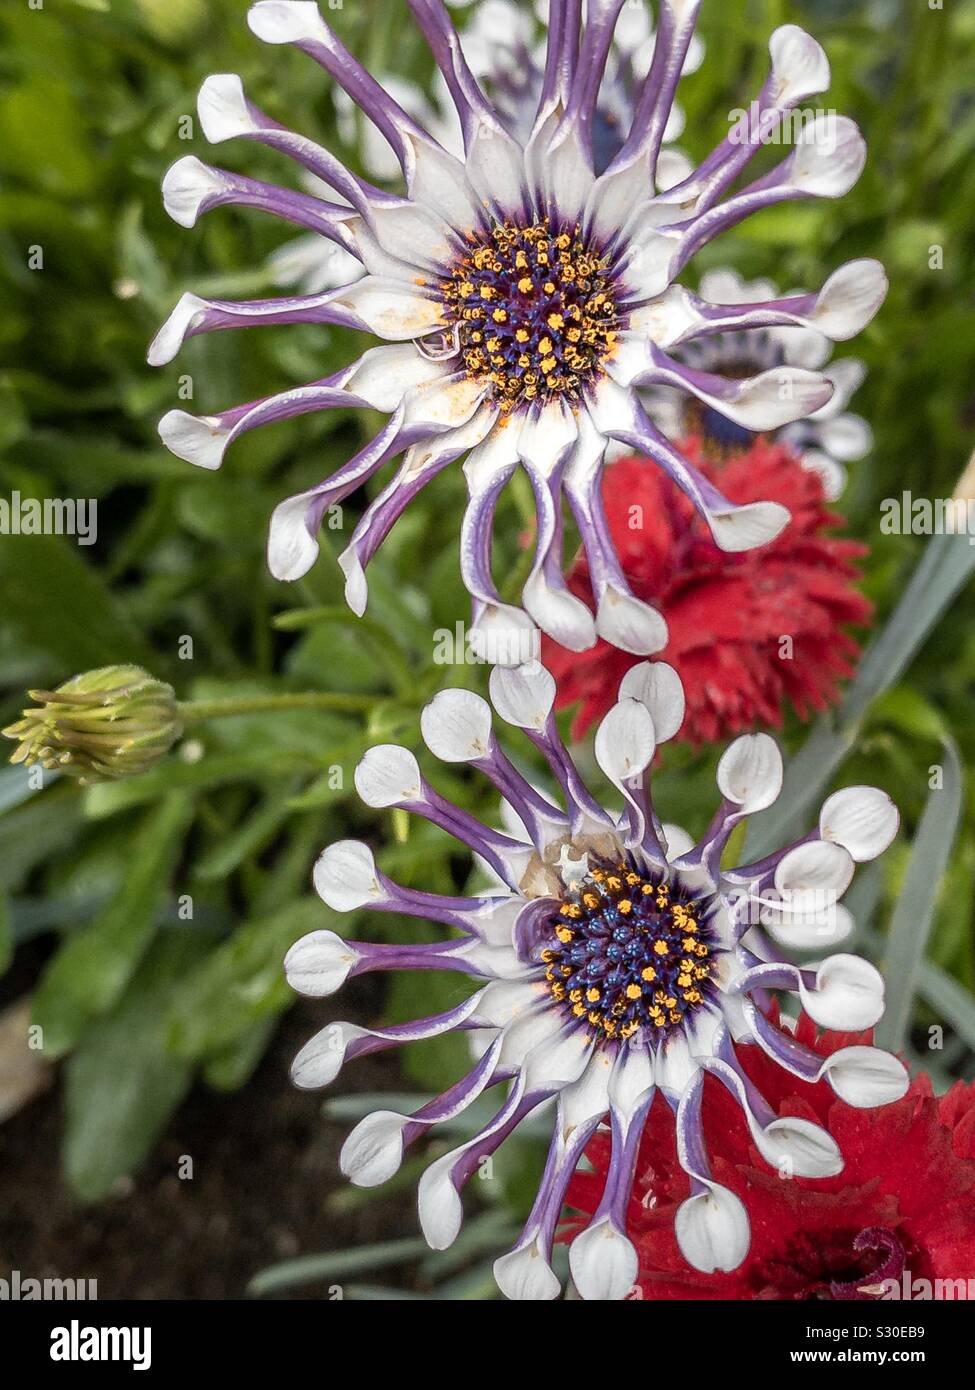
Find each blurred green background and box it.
[0,0,974,1296]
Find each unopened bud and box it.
[3,666,182,784]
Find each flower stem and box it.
[178,692,379,722]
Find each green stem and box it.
[178,692,379,722]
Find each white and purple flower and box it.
[285,658,907,1300]
[644,267,875,499]
[151,1,885,662]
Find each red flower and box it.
[565,1013,975,1300]
[543,438,871,743]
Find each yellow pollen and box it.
[653,939,669,956]
[625,983,642,1000]
[442,219,620,412]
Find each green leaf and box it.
[0,534,154,676]
[875,739,964,1052]
[165,898,328,1062]
[192,778,304,881]
[248,1237,430,1297]
[0,785,82,893]
[201,1016,277,1092]
[62,932,207,1202]
[32,791,193,1058]
[746,533,975,858]
[0,891,12,977]
[0,75,97,197]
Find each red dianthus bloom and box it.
[543,438,871,743]
[565,1012,975,1300]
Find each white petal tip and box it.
[417,1165,464,1250]
[161,155,224,228]
[284,928,358,996]
[569,1221,639,1301]
[819,786,899,862]
[354,745,422,808]
[823,1047,910,1108]
[267,496,321,582]
[791,116,866,197]
[523,580,597,652]
[197,73,255,143]
[158,409,228,470]
[803,954,885,1032]
[313,840,380,912]
[488,659,556,729]
[247,1,326,45]
[594,697,656,789]
[675,1186,750,1274]
[338,550,369,617]
[290,1024,348,1090]
[420,689,492,763]
[769,24,830,102]
[147,292,207,367]
[716,732,783,813]
[595,588,668,655]
[340,1112,408,1187]
[813,259,888,339]
[618,661,685,742]
[469,606,540,668]
[494,1243,562,1301]
[708,501,790,552]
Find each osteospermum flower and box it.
[150,0,885,663]
[284,658,906,1300]
[544,438,871,742]
[451,0,702,183]
[644,268,875,500]
[566,1014,975,1300]
[272,0,701,293]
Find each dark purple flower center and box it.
[541,859,717,1043]
[440,220,622,413]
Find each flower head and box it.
[566,1014,975,1300]
[285,657,906,1299]
[151,1,884,663]
[644,267,874,499]
[2,665,182,783]
[544,438,871,742]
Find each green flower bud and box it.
[2,666,182,784]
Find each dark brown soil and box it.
[0,991,417,1300]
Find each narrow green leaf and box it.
[248,1237,430,1296]
[165,899,328,1062]
[0,534,154,675]
[0,891,12,976]
[747,533,975,857]
[33,791,193,1058]
[62,933,206,1202]
[875,739,964,1052]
